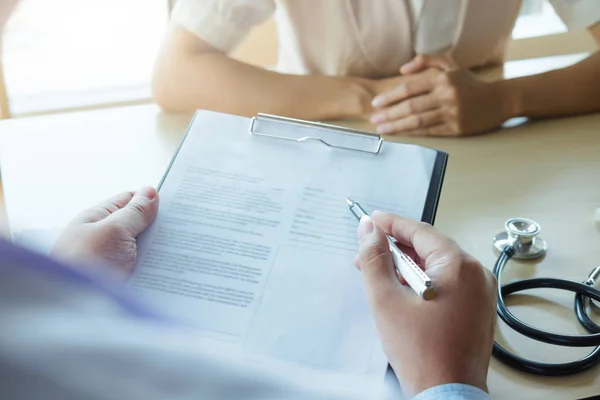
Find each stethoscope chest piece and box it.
[493,218,547,260]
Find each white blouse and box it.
[171,0,600,78]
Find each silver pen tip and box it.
[346,197,355,206]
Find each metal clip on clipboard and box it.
[250,113,383,154]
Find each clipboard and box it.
[141,109,450,382]
[160,111,448,225]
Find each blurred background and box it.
[0,0,589,119]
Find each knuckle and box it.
[436,71,450,84]
[415,114,424,128]
[446,86,459,101]
[110,237,138,265]
[413,220,436,236]
[426,70,438,84]
[446,248,464,264]
[408,115,421,129]
[87,223,127,252]
[457,256,486,281]
[458,258,498,300]
[388,110,400,121]
[431,245,462,268]
[359,243,390,269]
[390,106,403,120]
[399,83,409,98]
[448,121,463,136]
[128,202,149,220]
[443,105,458,118]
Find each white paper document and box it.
[129,111,440,386]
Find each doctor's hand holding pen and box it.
[355,211,497,399]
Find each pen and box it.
[346,198,436,300]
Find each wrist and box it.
[494,78,522,120]
[392,361,489,398]
[333,77,375,119]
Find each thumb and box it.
[357,216,406,300]
[400,54,457,74]
[400,55,427,75]
[108,186,159,236]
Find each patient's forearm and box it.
[500,51,600,120]
[152,47,375,121]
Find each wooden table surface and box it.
[0,54,599,399]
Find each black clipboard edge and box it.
[420,150,448,226]
[156,111,199,191]
[577,395,600,400]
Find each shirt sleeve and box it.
[547,0,600,30]
[170,0,276,52]
[413,384,491,400]
[0,240,380,400]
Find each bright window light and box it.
[2,0,168,116]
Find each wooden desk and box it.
[377,115,600,400]
[1,56,599,400]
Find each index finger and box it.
[73,191,136,224]
[371,211,459,264]
[372,72,435,108]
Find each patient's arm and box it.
[152,24,384,120]
[500,27,600,120]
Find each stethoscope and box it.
[491,218,600,376]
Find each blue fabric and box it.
[413,384,491,400]
[0,238,161,320]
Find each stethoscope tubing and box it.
[492,247,600,376]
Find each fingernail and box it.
[371,97,384,108]
[371,114,385,124]
[138,186,157,200]
[358,215,374,239]
[376,124,391,134]
[371,210,383,218]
